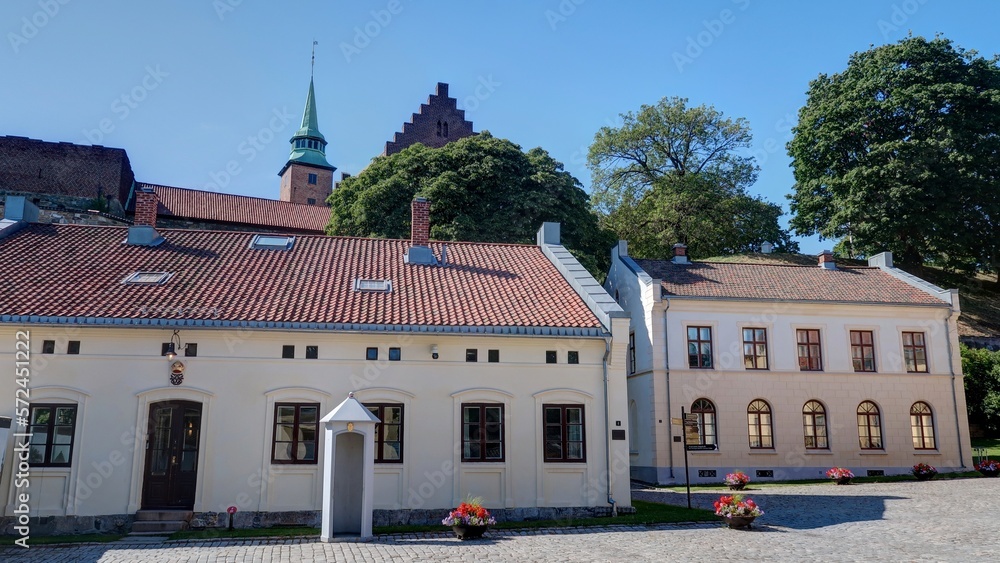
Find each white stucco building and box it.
[0,195,631,535]
[606,242,973,484]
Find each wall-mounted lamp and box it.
[163,330,185,360]
[431,345,439,360]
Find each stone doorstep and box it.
[131,520,189,533]
[135,510,193,522]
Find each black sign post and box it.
[681,407,691,509]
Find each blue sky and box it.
[3,0,999,253]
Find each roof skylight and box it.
[355,279,392,293]
[123,271,172,285]
[250,234,295,250]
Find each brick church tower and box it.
[278,77,336,206]
[383,83,475,156]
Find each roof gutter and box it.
[656,295,950,308]
[0,316,608,337]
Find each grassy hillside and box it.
[699,253,999,338]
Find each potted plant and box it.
[826,467,854,485]
[975,459,1000,478]
[442,496,496,540]
[713,494,764,529]
[724,471,750,491]
[911,463,937,481]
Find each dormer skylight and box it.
[355,279,392,293]
[250,234,295,250]
[123,271,172,285]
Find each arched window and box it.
[436,120,443,137]
[857,401,883,450]
[628,400,638,452]
[802,400,828,449]
[442,121,449,137]
[910,402,936,449]
[747,400,773,449]
[691,398,716,447]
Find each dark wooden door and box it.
[142,401,202,509]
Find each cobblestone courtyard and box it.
[3,478,997,562]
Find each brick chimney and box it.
[404,197,436,265]
[671,243,689,264]
[134,188,158,228]
[818,250,836,269]
[127,188,164,246]
[411,197,430,247]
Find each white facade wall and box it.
[0,326,631,521]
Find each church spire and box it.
[278,47,334,176]
[278,45,335,206]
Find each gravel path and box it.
[3,478,996,562]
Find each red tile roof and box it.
[0,224,602,330]
[142,183,330,233]
[633,260,948,306]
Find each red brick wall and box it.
[279,165,333,206]
[384,83,475,156]
[0,136,135,204]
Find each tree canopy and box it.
[588,96,797,259]
[787,35,1000,272]
[327,132,614,275]
[962,345,1000,434]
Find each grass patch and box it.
[168,526,318,541]
[0,533,124,546]
[972,437,1000,458]
[373,500,715,535]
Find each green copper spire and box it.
[279,77,335,175]
[295,78,325,142]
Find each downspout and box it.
[602,334,617,516]
[663,298,674,480]
[943,308,966,469]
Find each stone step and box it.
[135,510,193,522]
[131,520,188,533]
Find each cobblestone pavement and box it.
[3,478,997,562]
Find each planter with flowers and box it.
[911,463,937,481]
[724,471,750,491]
[442,496,496,540]
[713,494,764,529]
[826,467,854,485]
[975,459,1000,478]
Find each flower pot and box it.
[727,483,746,491]
[452,524,489,540]
[835,477,852,485]
[721,515,756,529]
[979,468,1000,478]
[914,473,936,481]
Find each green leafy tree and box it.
[588,96,797,259]
[961,345,1000,434]
[328,132,614,275]
[787,35,1000,275]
